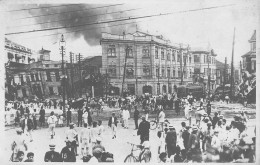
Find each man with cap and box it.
[108,112,118,139]
[92,137,105,152]
[21,113,33,142]
[60,140,76,162]
[165,125,177,158]
[47,111,58,139]
[44,143,61,162]
[137,116,150,144]
[65,123,78,156]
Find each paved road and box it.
[4,112,256,163]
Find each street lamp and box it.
[59,34,66,115]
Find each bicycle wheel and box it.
[124,155,138,163]
[150,121,157,130]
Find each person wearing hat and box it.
[211,129,221,153]
[137,116,150,144]
[11,128,28,162]
[47,111,58,139]
[133,106,140,130]
[60,140,76,162]
[44,143,61,162]
[92,137,105,153]
[187,126,202,162]
[165,125,177,158]
[21,113,33,142]
[108,112,118,139]
[66,123,78,156]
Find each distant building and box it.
[241,30,256,74]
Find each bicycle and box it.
[124,142,151,163]
[149,118,170,130]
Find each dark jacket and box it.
[165,130,177,146]
[78,109,83,118]
[108,117,118,127]
[60,146,76,162]
[44,151,61,162]
[134,110,139,120]
[137,120,150,137]
[21,118,33,131]
[67,110,72,119]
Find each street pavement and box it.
[3,108,256,163]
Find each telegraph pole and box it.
[230,28,235,102]
[105,69,108,100]
[121,46,128,96]
[77,53,82,97]
[207,54,211,100]
[180,45,183,85]
[69,52,75,98]
[222,57,227,98]
[157,66,160,95]
[240,61,242,83]
[60,34,66,115]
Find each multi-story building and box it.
[190,48,217,92]
[242,30,256,74]
[100,31,194,96]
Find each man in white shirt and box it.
[123,109,130,129]
[66,123,78,156]
[158,108,165,131]
[82,111,88,125]
[47,111,57,139]
[98,120,105,139]
[80,123,92,158]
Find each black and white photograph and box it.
[1,0,258,163]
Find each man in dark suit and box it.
[134,106,140,130]
[78,108,83,127]
[108,112,118,139]
[44,144,61,162]
[67,108,72,127]
[165,125,177,158]
[175,98,180,116]
[21,113,33,142]
[137,116,150,144]
[60,140,76,162]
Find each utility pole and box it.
[105,69,108,100]
[207,54,211,100]
[230,28,235,102]
[180,45,183,85]
[77,53,82,97]
[121,46,128,96]
[60,34,66,115]
[69,52,75,98]
[222,57,227,98]
[240,61,242,83]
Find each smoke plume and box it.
[29,4,137,46]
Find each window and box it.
[35,73,40,81]
[55,71,60,81]
[167,68,170,78]
[126,46,133,58]
[173,68,175,77]
[31,74,35,82]
[46,71,52,82]
[107,45,116,57]
[108,65,116,77]
[127,84,135,95]
[142,46,149,57]
[189,55,192,63]
[252,42,256,51]
[49,87,54,95]
[54,64,58,67]
[172,51,175,61]
[177,52,181,62]
[167,51,170,61]
[161,68,165,78]
[156,68,159,77]
[217,70,220,77]
[204,68,207,75]
[194,68,200,74]
[155,47,158,59]
[194,55,200,63]
[161,49,165,60]
[20,75,24,85]
[45,64,49,67]
[143,65,150,76]
[178,68,181,78]
[58,87,62,95]
[126,65,134,78]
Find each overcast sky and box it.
[3,0,258,66]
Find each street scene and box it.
[3,0,257,163]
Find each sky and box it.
[2,0,258,66]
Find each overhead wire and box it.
[14,4,124,20]
[6,4,80,12]
[5,4,235,36]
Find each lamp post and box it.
[60,34,66,115]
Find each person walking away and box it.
[66,123,78,156]
[158,108,165,131]
[165,125,177,158]
[24,152,34,162]
[212,112,219,129]
[206,101,211,117]
[78,108,83,127]
[134,106,140,130]
[137,116,150,144]
[108,112,118,139]
[21,113,33,142]
[67,108,72,127]
[60,140,76,162]
[11,129,28,162]
[44,143,61,162]
[47,111,58,139]
[80,123,92,158]
[39,107,45,128]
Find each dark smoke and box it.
[29,4,137,46]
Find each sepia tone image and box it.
[2,0,258,163]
